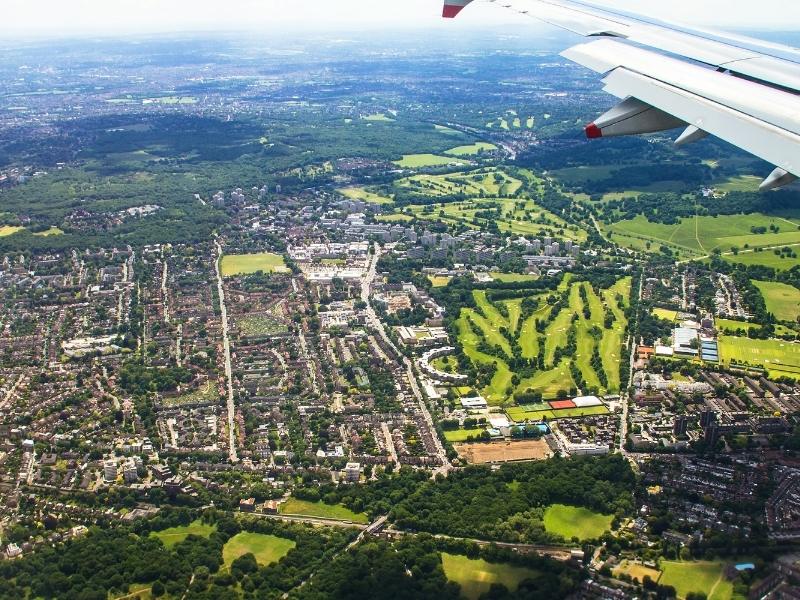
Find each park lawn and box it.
[220,252,288,276]
[652,308,678,321]
[151,519,216,548]
[543,504,613,541]
[278,498,368,523]
[444,142,498,156]
[222,532,295,569]
[753,280,800,322]
[0,225,24,237]
[607,213,800,257]
[444,428,485,442]
[441,553,540,600]
[338,186,394,205]
[658,561,732,600]
[718,335,800,379]
[393,154,468,168]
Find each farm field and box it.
[151,519,216,548]
[753,280,800,322]
[607,213,800,259]
[393,153,468,168]
[222,532,295,569]
[543,504,613,541]
[441,553,540,600]
[718,336,800,379]
[278,498,368,523]
[220,252,288,276]
[455,278,630,404]
[338,186,394,205]
[444,142,497,156]
[658,561,732,600]
[454,439,553,464]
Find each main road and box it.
[361,244,451,475]
[214,240,238,463]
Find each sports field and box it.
[338,186,394,205]
[658,561,732,600]
[723,248,800,270]
[543,504,613,541]
[444,428,485,442]
[393,154,468,168]
[753,280,800,322]
[278,498,368,523]
[444,142,497,156]
[222,532,295,568]
[718,335,800,379]
[454,439,552,464]
[505,404,609,422]
[441,553,540,600]
[151,519,216,548]
[220,252,289,276]
[715,319,760,334]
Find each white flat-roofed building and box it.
[460,396,488,410]
[572,395,603,408]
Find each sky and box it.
[1,0,800,37]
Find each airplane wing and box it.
[443,0,800,190]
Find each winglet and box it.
[443,0,473,18]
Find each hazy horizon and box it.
[2,0,800,39]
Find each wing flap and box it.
[601,68,800,177]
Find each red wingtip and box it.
[442,4,464,18]
[585,123,602,139]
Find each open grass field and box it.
[652,308,678,321]
[490,272,538,283]
[753,280,800,322]
[399,168,522,198]
[543,504,613,541]
[222,532,295,569]
[723,249,800,270]
[614,560,662,585]
[338,186,394,205]
[220,252,288,276]
[445,142,498,156]
[376,213,413,222]
[454,439,553,464]
[716,318,760,334]
[151,519,216,548]
[441,553,540,600]
[0,225,23,237]
[658,561,732,600]
[278,498,368,523]
[715,175,761,192]
[33,227,64,236]
[607,213,800,259]
[456,278,630,405]
[718,335,800,379]
[393,154,468,168]
[428,275,452,287]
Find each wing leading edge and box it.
[443,0,800,190]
